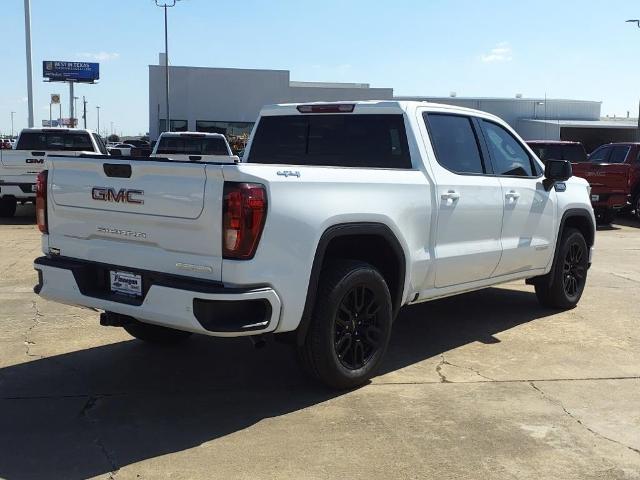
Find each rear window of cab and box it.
[247,114,412,169]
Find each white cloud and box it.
[480,42,513,63]
[77,52,120,61]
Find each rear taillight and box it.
[36,170,48,234]
[222,182,267,259]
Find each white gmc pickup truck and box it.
[33,101,595,389]
[0,128,107,217]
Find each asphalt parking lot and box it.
[1,204,639,480]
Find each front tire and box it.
[123,321,192,345]
[298,260,393,390]
[0,197,17,218]
[534,228,588,309]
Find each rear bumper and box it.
[0,183,36,199]
[33,256,281,337]
[591,192,630,211]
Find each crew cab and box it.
[150,131,236,163]
[575,143,640,223]
[0,128,107,217]
[33,101,595,389]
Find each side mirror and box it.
[543,159,572,191]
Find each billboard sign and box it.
[43,61,99,83]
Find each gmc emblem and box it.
[26,158,45,164]
[92,187,144,205]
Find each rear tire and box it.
[596,209,616,225]
[298,260,393,390]
[534,228,588,309]
[0,197,17,218]
[633,193,640,223]
[124,321,192,345]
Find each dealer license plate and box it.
[110,271,142,297]
[591,194,599,202]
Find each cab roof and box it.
[259,100,505,124]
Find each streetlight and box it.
[10,112,15,137]
[155,0,182,134]
[96,105,100,135]
[626,19,640,28]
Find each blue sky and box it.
[1,0,639,136]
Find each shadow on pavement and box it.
[0,204,35,226]
[612,214,640,229]
[0,287,555,479]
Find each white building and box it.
[149,58,638,151]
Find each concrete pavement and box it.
[1,204,639,479]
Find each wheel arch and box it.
[296,222,407,346]
[547,208,594,287]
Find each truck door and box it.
[478,120,556,275]
[422,112,504,288]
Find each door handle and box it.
[505,191,521,202]
[441,190,460,204]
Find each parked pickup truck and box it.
[150,131,237,163]
[33,101,595,389]
[0,128,108,217]
[527,141,589,164]
[573,143,640,223]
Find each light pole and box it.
[626,20,640,141]
[23,0,34,128]
[155,0,181,134]
[10,112,15,137]
[96,105,100,136]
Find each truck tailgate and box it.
[46,157,225,281]
[572,162,630,194]
[0,149,46,170]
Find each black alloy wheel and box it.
[562,241,586,300]
[334,284,382,370]
[298,260,393,389]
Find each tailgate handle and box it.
[103,163,132,178]
[32,151,46,156]
[189,155,202,161]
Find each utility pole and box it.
[155,0,181,133]
[69,82,75,128]
[10,112,15,137]
[23,0,34,127]
[73,96,79,127]
[626,20,640,141]
[96,105,100,135]
[82,96,88,129]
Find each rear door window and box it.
[247,114,412,169]
[424,113,485,174]
[92,134,108,155]
[156,137,229,155]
